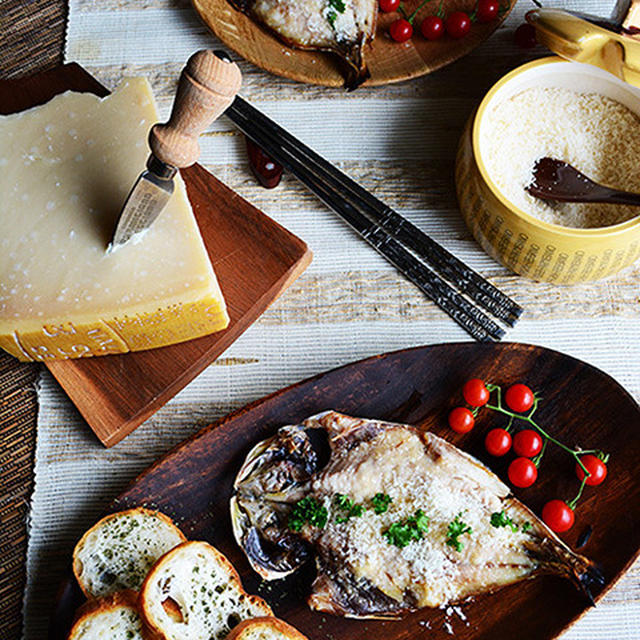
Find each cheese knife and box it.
[110,50,242,249]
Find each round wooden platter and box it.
[192,0,515,88]
[50,342,640,640]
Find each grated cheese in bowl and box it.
[480,87,640,229]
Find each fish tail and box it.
[528,537,605,604]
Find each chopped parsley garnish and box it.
[371,492,392,514]
[333,493,365,523]
[446,513,472,552]
[490,510,519,532]
[288,497,328,532]
[327,10,337,26]
[328,0,346,13]
[383,510,430,548]
[490,511,532,533]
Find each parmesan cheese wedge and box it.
[0,78,229,361]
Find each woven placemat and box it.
[0,2,66,638]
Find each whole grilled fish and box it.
[228,0,377,88]
[231,411,604,618]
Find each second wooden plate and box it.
[192,0,515,87]
[50,342,640,640]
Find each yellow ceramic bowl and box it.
[456,57,640,283]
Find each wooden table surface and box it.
[5,0,640,639]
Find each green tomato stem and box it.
[568,475,588,510]
[407,0,434,23]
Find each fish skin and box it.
[232,411,604,618]
[227,0,377,88]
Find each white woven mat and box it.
[22,0,640,637]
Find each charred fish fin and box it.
[578,564,606,606]
[526,537,605,603]
[340,36,371,90]
[245,526,312,576]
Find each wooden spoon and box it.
[526,157,640,206]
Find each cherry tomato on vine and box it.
[463,378,490,407]
[379,0,400,13]
[513,429,543,458]
[476,0,499,23]
[448,407,475,434]
[446,11,471,38]
[514,23,537,48]
[542,499,575,533]
[505,383,535,413]
[421,15,444,40]
[485,428,511,456]
[576,454,607,486]
[508,457,538,488]
[389,18,413,42]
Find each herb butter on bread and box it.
[227,617,309,640]
[67,589,157,640]
[73,508,186,598]
[140,541,272,640]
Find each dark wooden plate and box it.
[0,64,311,447]
[49,342,640,639]
[193,0,515,88]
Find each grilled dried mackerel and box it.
[231,411,604,618]
[228,0,377,88]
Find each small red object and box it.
[421,15,445,40]
[542,499,575,532]
[389,18,413,42]
[379,0,400,12]
[448,407,475,433]
[508,457,538,488]
[462,378,490,406]
[246,137,284,189]
[485,428,512,456]
[513,429,543,457]
[505,383,535,412]
[514,23,537,48]
[446,11,471,38]
[477,0,499,23]
[576,454,608,486]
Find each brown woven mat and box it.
[0,2,66,638]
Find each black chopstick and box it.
[229,97,522,327]
[225,97,519,341]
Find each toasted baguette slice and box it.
[140,541,272,640]
[226,617,309,640]
[73,508,186,598]
[67,589,157,639]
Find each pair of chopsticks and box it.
[224,96,523,342]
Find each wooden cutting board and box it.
[0,63,311,447]
[50,343,640,640]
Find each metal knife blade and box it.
[110,155,177,250]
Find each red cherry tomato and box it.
[421,15,444,40]
[514,23,537,48]
[576,454,607,486]
[505,383,535,413]
[485,428,512,457]
[448,407,475,434]
[542,499,575,533]
[463,378,490,407]
[477,0,499,23]
[508,457,538,488]
[379,0,400,12]
[446,11,471,39]
[389,18,413,42]
[513,429,543,458]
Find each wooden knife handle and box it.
[149,50,242,168]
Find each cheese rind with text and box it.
[0,78,229,361]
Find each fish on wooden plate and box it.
[231,411,604,618]
[227,0,377,88]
